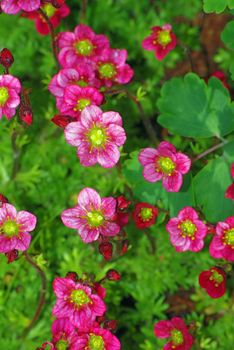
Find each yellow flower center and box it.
[209,269,224,286]
[140,208,153,221]
[224,228,234,247]
[70,289,90,307]
[87,211,104,228]
[77,79,88,87]
[56,340,68,350]
[88,127,106,148]
[74,98,91,112]
[0,87,9,106]
[75,39,94,56]
[158,30,171,46]
[180,220,196,238]
[171,329,184,346]
[98,63,116,79]
[1,220,19,237]
[43,3,56,18]
[157,156,175,175]
[89,334,105,350]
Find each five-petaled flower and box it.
[0,203,37,254]
[166,207,207,252]
[51,317,78,349]
[58,24,110,67]
[52,277,106,329]
[0,74,21,120]
[142,24,177,60]
[22,2,70,36]
[1,0,41,14]
[138,141,191,192]
[199,267,226,299]
[61,187,120,243]
[64,106,126,168]
[209,216,234,262]
[154,317,193,350]
[132,202,158,229]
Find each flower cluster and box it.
[0,0,41,14]
[154,317,194,350]
[39,272,121,349]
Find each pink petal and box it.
[158,141,176,155]
[78,188,101,211]
[162,171,183,192]
[107,124,126,146]
[74,24,94,39]
[65,122,85,147]
[142,35,156,51]
[18,0,41,11]
[215,222,229,237]
[77,143,98,167]
[116,65,134,84]
[143,164,162,183]
[61,207,86,229]
[101,197,117,218]
[97,143,120,168]
[17,211,37,232]
[0,235,17,253]
[1,0,20,14]
[225,183,234,200]
[138,148,158,166]
[0,203,17,222]
[209,236,225,259]
[14,232,31,251]
[166,218,180,235]
[53,277,75,298]
[190,238,204,252]
[91,295,107,315]
[176,153,191,174]
[154,320,172,338]
[78,226,100,243]
[80,105,102,128]
[102,111,123,126]
[225,216,234,227]
[99,222,120,237]
[58,32,76,48]
[194,220,207,239]
[178,207,198,221]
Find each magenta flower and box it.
[52,277,106,329]
[138,141,191,192]
[0,203,37,253]
[58,24,109,68]
[1,0,41,14]
[166,207,208,252]
[0,75,21,120]
[58,85,103,120]
[210,217,234,262]
[154,317,193,350]
[61,187,120,243]
[96,48,134,87]
[64,106,126,168]
[142,24,177,60]
[71,326,120,350]
[51,318,78,349]
[49,66,100,102]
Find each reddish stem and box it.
[193,141,227,162]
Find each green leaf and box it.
[230,62,234,80]
[203,0,234,13]
[221,20,234,50]
[157,73,234,138]
[194,158,234,222]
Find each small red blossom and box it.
[65,271,78,282]
[19,106,33,125]
[0,194,8,207]
[99,241,113,261]
[199,267,226,298]
[5,249,19,263]
[154,317,194,350]
[116,195,131,210]
[133,202,158,229]
[0,48,14,70]
[51,114,74,128]
[104,319,117,331]
[210,70,230,90]
[142,24,177,60]
[106,269,121,281]
[121,239,129,254]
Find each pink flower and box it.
[70,326,120,350]
[58,24,109,67]
[1,0,41,14]
[0,74,21,120]
[0,203,37,253]
[154,317,193,350]
[199,267,226,299]
[64,106,126,168]
[49,66,100,105]
[58,85,103,119]
[166,207,208,252]
[61,187,120,243]
[96,48,134,87]
[52,277,106,329]
[210,217,234,262]
[138,141,191,192]
[142,24,177,60]
[51,318,77,349]
[22,2,70,35]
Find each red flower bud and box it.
[51,115,74,128]
[5,250,19,264]
[96,315,105,324]
[106,269,121,281]
[93,282,106,299]
[104,320,117,331]
[0,48,14,69]
[116,195,131,210]
[99,242,113,261]
[0,194,8,207]
[65,271,78,282]
[51,0,66,7]
[19,106,33,125]
[121,239,129,254]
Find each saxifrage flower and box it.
[1,0,41,14]
[58,24,109,67]
[138,141,191,192]
[64,106,126,168]
[199,267,226,299]
[51,317,77,349]
[154,317,193,350]
[132,202,158,229]
[0,74,21,120]
[166,207,207,252]
[209,216,234,262]
[142,24,177,60]
[52,277,106,329]
[0,203,37,253]
[61,188,120,243]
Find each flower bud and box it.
[51,115,74,128]
[5,249,18,264]
[65,271,78,282]
[0,48,14,70]
[99,242,113,261]
[116,195,131,210]
[19,106,33,125]
[106,269,121,281]
[0,194,8,207]
[104,319,117,331]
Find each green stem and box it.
[193,141,228,162]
